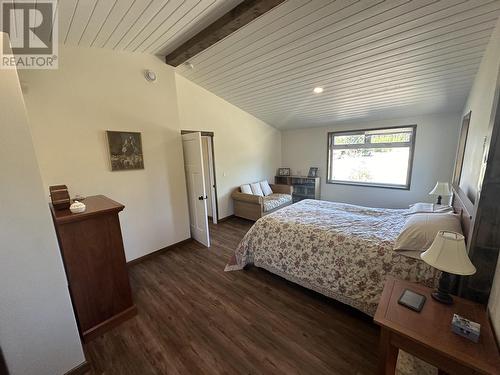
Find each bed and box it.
[225,199,439,316]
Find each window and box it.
[327,125,416,189]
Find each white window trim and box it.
[326,125,417,190]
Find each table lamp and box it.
[429,182,451,205]
[420,231,476,304]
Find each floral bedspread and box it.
[225,199,438,316]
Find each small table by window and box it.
[374,277,500,375]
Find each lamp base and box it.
[431,291,453,304]
[432,271,454,304]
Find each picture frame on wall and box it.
[278,168,291,176]
[106,131,144,171]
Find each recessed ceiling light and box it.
[313,87,324,94]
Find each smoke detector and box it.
[144,70,157,82]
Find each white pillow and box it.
[260,180,273,196]
[405,202,454,215]
[394,213,462,252]
[250,182,264,196]
[240,184,252,195]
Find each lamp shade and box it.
[420,231,476,275]
[429,182,452,196]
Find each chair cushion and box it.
[263,193,292,212]
[240,184,252,195]
[250,182,264,196]
[260,180,273,196]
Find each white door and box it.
[182,132,210,247]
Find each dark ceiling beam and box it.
[165,0,286,67]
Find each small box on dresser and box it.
[451,314,481,343]
[50,195,136,342]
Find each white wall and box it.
[281,113,460,209]
[460,17,500,202]
[0,34,85,375]
[175,74,282,219]
[19,46,191,261]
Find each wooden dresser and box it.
[50,195,136,342]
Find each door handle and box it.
[198,195,208,200]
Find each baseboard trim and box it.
[218,214,235,222]
[64,361,91,375]
[127,238,193,267]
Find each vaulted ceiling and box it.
[55,0,242,55]
[53,0,500,129]
[176,0,500,129]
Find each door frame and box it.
[182,131,210,247]
[181,130,219,223]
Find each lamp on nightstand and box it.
[429,182,451,205]
[420,231,476,304]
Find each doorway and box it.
[201,135,218,224]
[181,131,219,248]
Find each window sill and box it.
[326,180,410,190]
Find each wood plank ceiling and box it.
[176,0,500,129]
[55,0,242,56]
[51,0,500,129]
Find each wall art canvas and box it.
[106,131,144,171]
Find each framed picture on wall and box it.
[106,131,144,171]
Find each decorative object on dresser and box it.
[307,167,319,177]
[451,314,481,343]
[277,167,291,176]
[374,277,500,375]
[50,195,136,342]
[274,175,320,203]
[49,185,71,210]
[429,181,452,205]
[420,231,476,304]
[69,200,86,213]
[106,130,144,171]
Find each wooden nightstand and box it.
[374,277,500,375]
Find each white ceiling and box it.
[176,0,500,129]
[42,0,500,129]
[55,0,242,55]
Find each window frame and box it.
[326,125,417,190]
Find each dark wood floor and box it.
[85,217,379,374]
